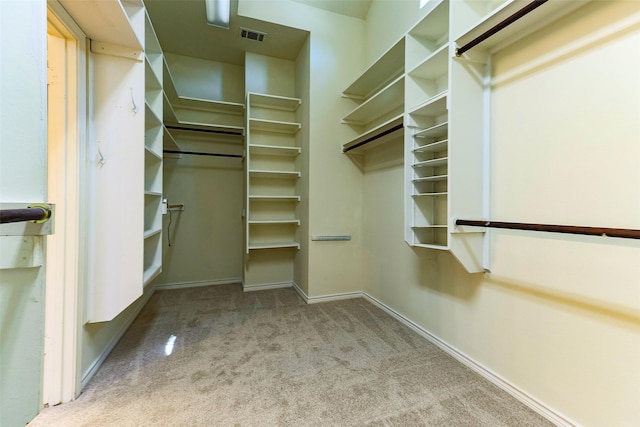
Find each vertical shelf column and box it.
[143,9,163,285]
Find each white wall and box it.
[238,0,367,298]
[0,1,48,425]
[361,1,640,426]
[164,52,244,103]
[155,136,244,286]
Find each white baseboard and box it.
[80,285,157,390]
[361,293,578,427]
[155,278,242,291]
[243,281,293,292]
[291,282,362,304]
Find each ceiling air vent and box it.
[240,28,266,42]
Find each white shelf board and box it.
[248,241,300,250]
[415,122,448,139]
[249,118,300,134]
[145,145,162,161]
[407,43,449,80]
[144,190,162,197]
[408,92,448,117]
[143,263,162,286]
[248,220,301,225]
[144,228,162,239]
[249,144,301,156]
[342,114,403,154]
[408,0,450,42]
[165,119,244,135]
[343,37,405,99]
[455,0,591,54]
[412,175,448,183]
[412,192,448,198]
[412,225,448,229]
[249,92,301,111]
[342,75,404,125]
[59,0,143,50]
[413,243,449,251]
[249,170,301,179]
[414,139,448,153]
[249,196,301,202]
[145,59,162,91]
[176,96,244,115]
[413,157,448,169]
[145,102,162,128]
[162,126,179,150]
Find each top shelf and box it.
[455,0,591,55]
[59,0,143,51]
[342,38,405,100]
[249,93,301,111]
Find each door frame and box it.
[43,0,88,406]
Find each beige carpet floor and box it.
[30,284,553,426]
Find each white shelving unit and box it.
[162,59,245,136]
[142,9,163,286]
[341,38,405,154]
[245,92,302,254]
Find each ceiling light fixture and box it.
[205,0,230,29]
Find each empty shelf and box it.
[248,241,300,250]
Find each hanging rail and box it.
[456,0,549,57]
[163,149,242,159]
[455,219,640,240]
[343,123,404,153]
[0,205,51,224]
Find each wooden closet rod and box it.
[163,149,242,159]
[0,205,51,224]
[455,219,640,240]
[456,0,549,57]
[343,123,404,153]
[165,125,243,136]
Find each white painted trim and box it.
[155,278,242,291]
[80,286,156,390]
[243,281,293,292]
[291,281,309,302]
[361,293,578,427]
[291,282,364,304]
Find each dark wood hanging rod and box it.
[0,205,51,224]
[164,149,242,158]
[455,219,640,240]
[165,125,243,136]
[343,123,404,153]
[456,0,549,57]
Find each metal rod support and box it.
[455,219,640,240]
[0,206,51,224]
[456,0,549,57]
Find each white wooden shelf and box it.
[413,157,448,169]
[342,115,403,154]
[162,126,179,150]
[145,102,162,128]
[412,192,448,198]
[408,91,448,118]
[455,0,590,55]
[144,228,161,239]
[414,139,448,153]
[143,263,162,286]
[145,146,162,161]
[248,219,301,225]
[145,60,162,91]
[249,118,300,134]
[343,38,405,100]
[407,43,449,80]
[144,190,162,197]
[249,93,301,111]
[249,195,301,202]
[249,144,301,156]
[342,75,404,125]
[248,241,300,250]
[249,170,301,179]
[59,0,143,51]
[413,243,449,250]
[412,225,448,229]
[412,175,448,183]
[415,122,448,139]
[166,119,244,135]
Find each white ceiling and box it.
[291,0,372,19]
[145,0,310,65]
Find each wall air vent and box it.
[240,28,266,42]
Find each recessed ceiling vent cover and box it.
[240,28,266,42]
